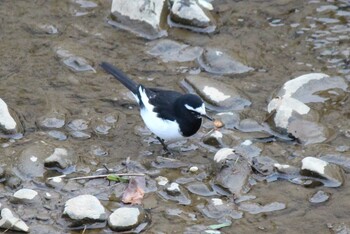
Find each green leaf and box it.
[106,175,129,183]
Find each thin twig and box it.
[69,173,146,181]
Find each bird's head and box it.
[182,94,213,121]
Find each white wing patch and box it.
[185,103,206,115]
[138,87,183,141]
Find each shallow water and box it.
[0,0,350,233]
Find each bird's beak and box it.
[202,114,213,121]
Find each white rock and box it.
[213,148,235,163]
[64,195,106,220]
[267,97,310,128]
[189,166,199,172]
[108,207,143,231]
[301,157,328,175]
[211,198,223,206]
[203,86,231,102]
[171,0,210,25]
[0,98,17,131]
[197,0,213,10]
[155,176,169,186]
[44,147,71,169]
[13,188,38,200]
[0,208,29,232]
[111,0,167,39]
[281,73,329,98]
[167,182,180,193]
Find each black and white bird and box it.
[100,62,213,151]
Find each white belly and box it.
[140,108,183,141]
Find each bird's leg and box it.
[156,137,170,152]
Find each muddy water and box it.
[0,0,350,233]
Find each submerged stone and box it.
[197,49,253,75]
[147,39,203,62]
[39,117,65,129]
[198,198,243,220]
[110,0,168,40]
[309,190,330,203]
[239,202,286,214]
[63,56,95,72]
[186,182,216,197]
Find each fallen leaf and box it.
[122,177,145,204]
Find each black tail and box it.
[100,62,139,94]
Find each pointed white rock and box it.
[0,208,29,232]
[0,98,17,132]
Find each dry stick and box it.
[68,173,146,181]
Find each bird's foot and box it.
[156,137,173,156]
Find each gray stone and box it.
[170,0,215,33]
[108,206,146,232]
[147,39,203,62]
[38,117,65,129]
[63,195,106,221]
[186,182,216,196]
[183,75,251,111]
[0,98,17,133]
[47,130,67,141]
[309,190,330,203]
[0,208,29,232]
[215,151,251,197]
[202,130,224,148]
[63,56,95,72]
[198,198,243,220]
[67,119,89,131]
[197,49,253,75]
[44,147,74,170]
[267,73,348,144]
[301,157,344,187]
[16,143,53,178]
[110,0,168,40]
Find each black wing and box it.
[147,88,182,121]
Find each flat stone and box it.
[39,117,65,129]
[0,208,29,232]
[0,98,17,133]
[239,202,286,214]
[183,75,251,111]
[63,56,95,72]
[301,157,344,187]
[309,190,330,203]
[110,0,167,40]
[63,195,106,221]
[197,49,253,75]
[13,188,38,200]
[147,39,203,62]
[67,119,89,131]
[108,207,145,232]
[267,73,348,144]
